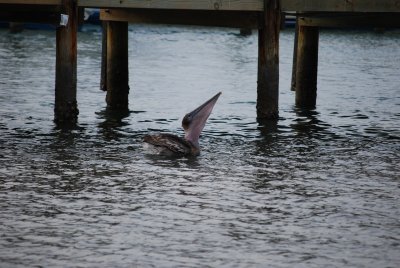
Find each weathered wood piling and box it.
[290,17,299,92]
[105,21,129,110]
[54,0,79,124]
[257,0,281,119]
[100,21,108,92]
[1,0,400,124]
[294,25,319,108]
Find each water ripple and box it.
[0,26,399,267]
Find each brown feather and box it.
[143,134,199,156]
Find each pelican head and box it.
[182,92,221,148]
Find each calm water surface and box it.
[0,25,399,267]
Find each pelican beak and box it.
[183,92,221,143]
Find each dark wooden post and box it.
[295,25,319,108]
[106,21,129,110]
[100,21,107,92]
[291,17,299,91]
[257,0,281,120]
[55,0,79,124]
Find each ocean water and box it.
[0,25,399,267]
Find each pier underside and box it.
[0,0,399,123]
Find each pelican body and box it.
[143,92,221,156]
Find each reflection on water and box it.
[0,26,399,267]
[96,108,131,141]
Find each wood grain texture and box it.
[2,0,400,12]
[101,9,262,28]
[0,0,60,4]
[281,0,400,12]
[257,0,281,119]
[80,0,264,11]
[295,25,319,108]
[55,0,79,124]
[298,13,400,27]
[3,0,400,12]
[106,21,129,110]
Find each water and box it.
[0,25,399,267]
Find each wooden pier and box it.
[1,0,399,123]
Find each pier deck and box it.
[1,0,399,123]
[2,0,400,12]
[0,0,400,13]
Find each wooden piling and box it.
[106,21,129,110]
[291,17,299,91]
[295,25,319,108]
[100,21,107,92]
[257,0,281,120]
[55,0,79,124]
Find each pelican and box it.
[143,92,221,156]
